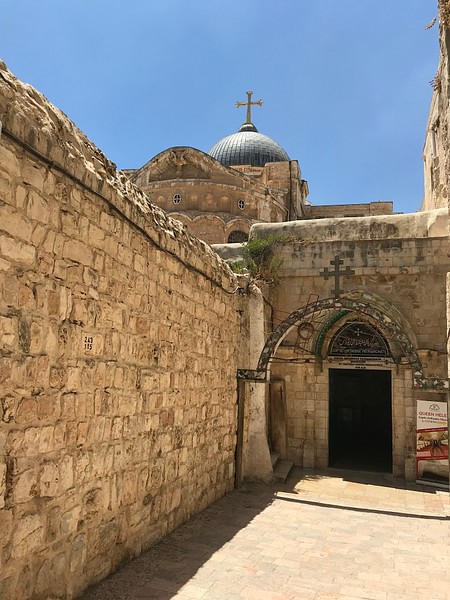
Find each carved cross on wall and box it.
[319,255,355,298]
[235,91,263,124]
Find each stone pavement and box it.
[80,468,450,600]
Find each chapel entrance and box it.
[328,369,392,472]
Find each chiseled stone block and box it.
[0,235,35,266]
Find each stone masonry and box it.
[252,210,449,479]
[0,62,249,599]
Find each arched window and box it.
[227,230,248,243]
[238,199,245,210]
[173,193,181,204]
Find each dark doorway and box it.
[329,369,392,472]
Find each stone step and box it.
[270,451,280,468]
[273,459,294,483]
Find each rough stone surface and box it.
[251,211,449,478]
[130,148,307,245]
[0,61,249,599]
[79,472,450,600]
[1,7,450,598]
[422,2,450,211]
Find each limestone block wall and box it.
[147,181,266,220]
[138,178,287,244]
[129,147,290,244]
[271,236,449,356]
[438,0,450,490]
[253,212,449,362]
[0,62,246,599]
[422,3,450,211]
[252,213,449,479]
[421,6,450,488]
[422,91,448,211]
[305,201,393,219]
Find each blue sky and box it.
[1,1,439,213]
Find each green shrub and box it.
[231,234,291,285]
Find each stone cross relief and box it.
[319,255,355,298]
[235,91,263,124]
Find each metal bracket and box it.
[237,369,268,382]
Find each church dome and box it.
[208,122,290,167]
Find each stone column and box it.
[242,285,273,481]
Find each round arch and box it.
[257,294,441,389]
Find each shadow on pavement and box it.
[79,483,275,600]
[80,468,449,599]
[279,465,448,494]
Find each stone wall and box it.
[428,3,450,486]
[437,0,450,491]
[130,147,290,245]
[305,201,393,219]
[261,212,449,358]
[422,2,450,211]
[0,62,247,599]
[252,211,449,478]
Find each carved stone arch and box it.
[171,213,193,224]
[192,214,227,226]
[314,310,402,364]
[189,214,228,244]
[225,218,251,244]
[257,293,446,390]
[227,230,249,243]
[225,216,252,229]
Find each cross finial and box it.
[235,91,263,124]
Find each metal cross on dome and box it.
[236,91,263,124]
[320,255,355,298]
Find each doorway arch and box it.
[257,292,446,390]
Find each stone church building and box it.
[127,91,449,484]
[125,90,393,246]
[0,5,449,598]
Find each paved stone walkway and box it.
[80,468,450,600]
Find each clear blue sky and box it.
[2,1,439,213]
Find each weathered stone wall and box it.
[252,211,449,479]
[305,201,393,219]
[130,148,290,244]
[422,2,450,211]
[0,62,247,599]
[265,215,448,357]
[422,91,448,210]
[436,0,450,491]
[427,3,450,486]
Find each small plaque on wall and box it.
[81,332,104,355]
[84,335,94,352]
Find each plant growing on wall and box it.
[231,234,291,285]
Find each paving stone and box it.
[80,468,450,599]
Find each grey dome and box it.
[208,123,290,167]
